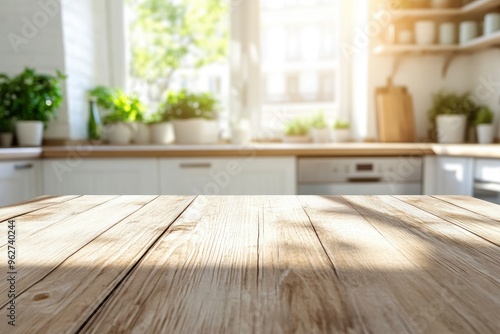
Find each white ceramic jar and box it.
[460,21,478,44]
[415,21,436,45]
[439,22,456,45]
[484,13,500,35]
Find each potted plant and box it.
[9,68,65,147]
[162,90,220,145]
[89,86,147,145]
[331,120,351,143]
[475,106,495,144]
[0,74,14,147]
[148,111,175,145]
[283,117,311,143]
[310,112,330,143]
[428,91,478,144]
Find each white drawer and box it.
[475,159,500,183]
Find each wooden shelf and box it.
[462,30,500,50]
[386,0,500,19]
[374,44,459,55]
[374,30,500,55]
[462,0,500,14]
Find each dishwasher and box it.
[474,159,500,204]
[298,157,423,195]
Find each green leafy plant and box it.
[161,90,219,121]
[0,74,14,133]
[284,117,311,136]
[474,106,494,125]
[333,120,350,130]
[88,86,146,125]
[311,111,328,130]
[7,68,66,128]
[428,91,479,124]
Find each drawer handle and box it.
[347,178,382,183]
[14,163,34,171]
[179,163,212,169]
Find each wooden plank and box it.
[300,196,489,333]
[82,196,261,333]
[400,195,500,246]
[0,195,80,223]
[82,196,355,333]
[433,195,500,222]
[0,195,156,307]
[344,196,500,333]
[255,196,355,333]
[0,196,118,247]
[0,196,195,334]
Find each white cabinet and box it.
[43,159,159,195]
[424,156,474,195]
[0,160,42,207]
[160,157,296,195]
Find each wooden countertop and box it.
[42,143,436,158]
[1,195,499,333]
[2,143,500,160]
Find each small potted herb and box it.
[475,106,495,144]
[147,111,174,145]
[310,111,330,143]
[9,68,65,147]
[331,120,351,143]
[89,86,147,145]
[161,90,220,145]
[283,116,311,144]
[0,74,14,147]
[428,91,478,143]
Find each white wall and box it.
[0,0,70,138]
[360,0,500,141]
[0,0,114,140]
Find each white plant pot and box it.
[436,115,467,143]
[16,121,44,147]
[477,124,494,144]
[331,129,351,143]
[106,122,133,145]
[0,133,13,147]
[283,135,311,144]
[311,128,330,143]
[150,122,175,145]
[172,119,219,145]
[131,122,150,145]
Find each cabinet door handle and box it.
[179,163,212,169]
[14,163,34,171]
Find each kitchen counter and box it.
[2,195,499,333]
[3,143,500,160]
[0,147,42,160]
[42,143,435,158]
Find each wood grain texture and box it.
[0,196,118,248]
[0,196,157,307]
[1,196,499,334]
[0,195,80,223]
[0,196,195,334]
[82,196,262,333]
[344,196,500,333]
[400,195,500,246]
[433,195,500,222]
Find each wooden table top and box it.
[1,195,499,333]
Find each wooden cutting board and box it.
[376,78,416,143]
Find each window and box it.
[125,0,230,128]
[122,0,346,138]
[259,0,343,134]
